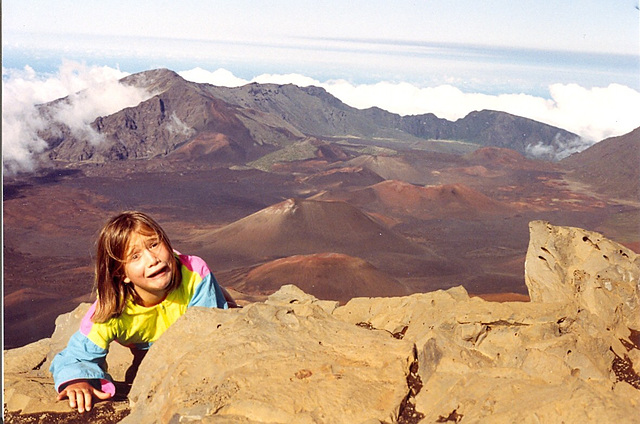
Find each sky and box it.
[2,0,640,173]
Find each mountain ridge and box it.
[36,68,581,165]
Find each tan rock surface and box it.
[335,286,639,422]
[123,297,415,424]
[525,220,640,333]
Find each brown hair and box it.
[92,211,180,323]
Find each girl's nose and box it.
[145,249,160,264]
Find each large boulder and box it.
[332,221,640,423]
[336,287,638,422]
[123,288,415,423]
[525,220,640,334]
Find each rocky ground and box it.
[5,222,640,423]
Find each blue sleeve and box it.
[49,331,115,394]
[188,272,228,309]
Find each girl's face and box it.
[123,231,174,306]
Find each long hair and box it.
[92,211,180,323]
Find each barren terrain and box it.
[5,143,637,348]
[3,71,639,348]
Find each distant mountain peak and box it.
[120,68,185,93]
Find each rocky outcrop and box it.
[125,296,414,424]
[5,221,640,423]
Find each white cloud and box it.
[526,135,597,162]
[178,67,249,87]
[252,73,322,88]
[542,83,640,141]
[2,60,154,174]
[180,67,640,145]
[176,68,322,89]
[319,80,640,144]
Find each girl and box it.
[50,211,234,413]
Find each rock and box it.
[264,283,340,315]
[525,220,640,331]
[334,286,639,422]
[525,220,640,380]
[3,338,70,415]
[4,221,640,423]
[4,337,52,375]
[123,303,414,424]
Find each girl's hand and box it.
[57,380,113,413]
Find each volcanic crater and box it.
[4,69,639,348]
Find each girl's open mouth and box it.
[147,265,169,279]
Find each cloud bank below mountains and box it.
[181,67,640,144]
[2,61,154,174]
[3,62,640,174]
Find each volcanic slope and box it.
[464,146,557,170]
[296,166,385,190]
[190,198,437,268]
[561,126,640,201]
[236,253,409,302]
[204,83,420,143]
[343,155,429,184]
[315,180,514,221]
[42,69,307,163]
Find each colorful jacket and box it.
[50,253,228,395]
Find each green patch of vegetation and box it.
[247,140,319,171]
[334,142,398,156]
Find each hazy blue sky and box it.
[3,1,638,96]
[3,0,638,54]
[2,1,640,173]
